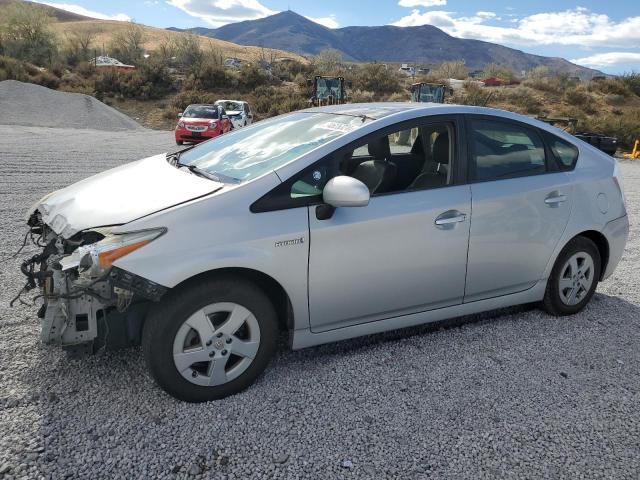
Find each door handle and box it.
[435,211,467,227]
[544,193,567,206]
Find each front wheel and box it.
[176,140,183,146]
[142,277,278,402]
[542,237,601,316]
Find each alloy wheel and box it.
[558,252,595,306]
[172,302,261,387]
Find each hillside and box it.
[172,10,603,79]
[0,0,305,63]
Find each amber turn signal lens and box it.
[98,240,150,268]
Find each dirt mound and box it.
[0,80,143,131]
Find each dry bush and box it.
[500,86,542,114]
[604,94,626,106]
[621,72,640,97]
[349,89,375,103]
[351,63,402,96]
[587,78,630,96]
[564,87,591,106]
[579,111,640,148]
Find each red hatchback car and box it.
[175,104,231,145]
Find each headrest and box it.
[410,134,424,155]
[432,132,450,164]
[368,136,391,161]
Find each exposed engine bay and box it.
[16,211,168,356]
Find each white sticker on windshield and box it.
[318,121,356,133]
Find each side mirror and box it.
[322,176,370,208]
[177,113,183,118]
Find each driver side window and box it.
[251,119,456,213]
[290,121,453,200]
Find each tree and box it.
[174,33,203,70]
[431,60,468,80]
[156,36,177,65]
[482,63,517,81]
[109,22,146,64]
[64,27,96,65]
[0,3,57,65]
[313,49,344,74]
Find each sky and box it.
[33,0,640,74]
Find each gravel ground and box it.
[1,125,639,479]
[0,81,142,131]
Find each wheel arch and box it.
[171,267,294,333]
[576,230,610,280]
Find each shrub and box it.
[431,60,468,80]
[238,64,274,91]
[564,87,591,106]
[0,55,28,81]
[185,62,236,91]
[352,63,402,96]
[349,89,375,103]
[500,87,542,114]
[579,111,640,148]
[95,60,174,100]
[621,72,640,97]
[588,78,630,96]
[170,90,216,111]
[456,81,494,106]
[604,94,626,106]
[251,85,307,117]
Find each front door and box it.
[307,118,472,332]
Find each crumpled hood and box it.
[29,153,222,238]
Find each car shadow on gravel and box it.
[24,292,638,401]
[12,292,639,477]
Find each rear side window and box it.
[469,118,546,181]
[543,132,579,170]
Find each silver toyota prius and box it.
[22,103,629,402]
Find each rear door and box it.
[464,116,573,302]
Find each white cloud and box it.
[398,0,447,7]
[33,1,131,21]
[391,7,640,48]
[306,15,339,29]
[167,0,276,27]
[571,52,640,69]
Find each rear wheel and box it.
[542,237,601,316]
[142,277,278,402]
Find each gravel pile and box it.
[0,80,143,131]
[0,125,639,479]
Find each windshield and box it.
[183,105,219,119]
[177,112,372,183]
[216,101,242,111]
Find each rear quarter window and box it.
[542,132,579,170]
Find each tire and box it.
[176,140,183,146]
[542,236,601,316]
[142,276,278,402]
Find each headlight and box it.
[209,121,218,129]
[93,229,166,268]
[61,228,166,273]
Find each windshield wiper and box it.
[177,162,240,184]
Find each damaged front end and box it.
[18,211,168,357]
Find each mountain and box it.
[169,10,602,79]
[0,0,305,64]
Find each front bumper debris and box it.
[15,212,167,355]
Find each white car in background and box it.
[214,100,253,129]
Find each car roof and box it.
[215,100,245,104]
[305,102,567,133]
